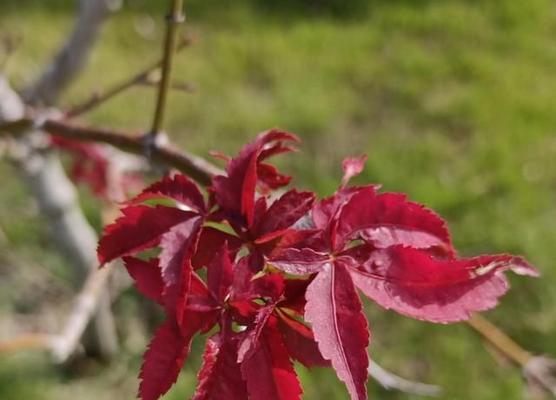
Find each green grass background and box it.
[0,0,555,399]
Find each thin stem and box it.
[467,314,532,366]
[67,36,192,118]
[150,0,185,138]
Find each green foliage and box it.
[1,0,555,399]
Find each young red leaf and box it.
[341,155,368,188]
[97,205,196,265]
[241,321,303,400]
[191,227,242,269]
[123,257,163,305]
[138,318,193,400]
[192,334,248,400]
[305,262,370,400]
[349,246,538,323]
[212,129,298,226]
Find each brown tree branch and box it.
[150,0,185,138]
[0,116,222,185]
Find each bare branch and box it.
[150,0,185,138]
[369,360,442,397]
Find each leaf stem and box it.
[467,314,531,366]
[150,0,185,139]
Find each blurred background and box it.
[0,0,555,399]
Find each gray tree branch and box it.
[1,0,119,360]
[23,0,112,106]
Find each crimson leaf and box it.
[349,246,538,323]
[97,205,196,265]
[305,262,370,400]
[139,318,192,400]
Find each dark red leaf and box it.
[130,173,206,213]
[280,278,311,313]
[277,313,329,368]
[251,273,285,301]
[192,334,248,400]
[241,320,303,400]
[349,246,538,323]
[191,227,242,269]
[257,162,292,191]
[138,318,193,400]
[305,262,370,400]
[256,189,316,237]
[97,205,196,265]
[123,257,163,305]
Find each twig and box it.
[137,76,195,94]
[66,36,192,118]
[369,360,441,397]
[149,0,185,139]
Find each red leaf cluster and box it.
[98,130,538,400]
